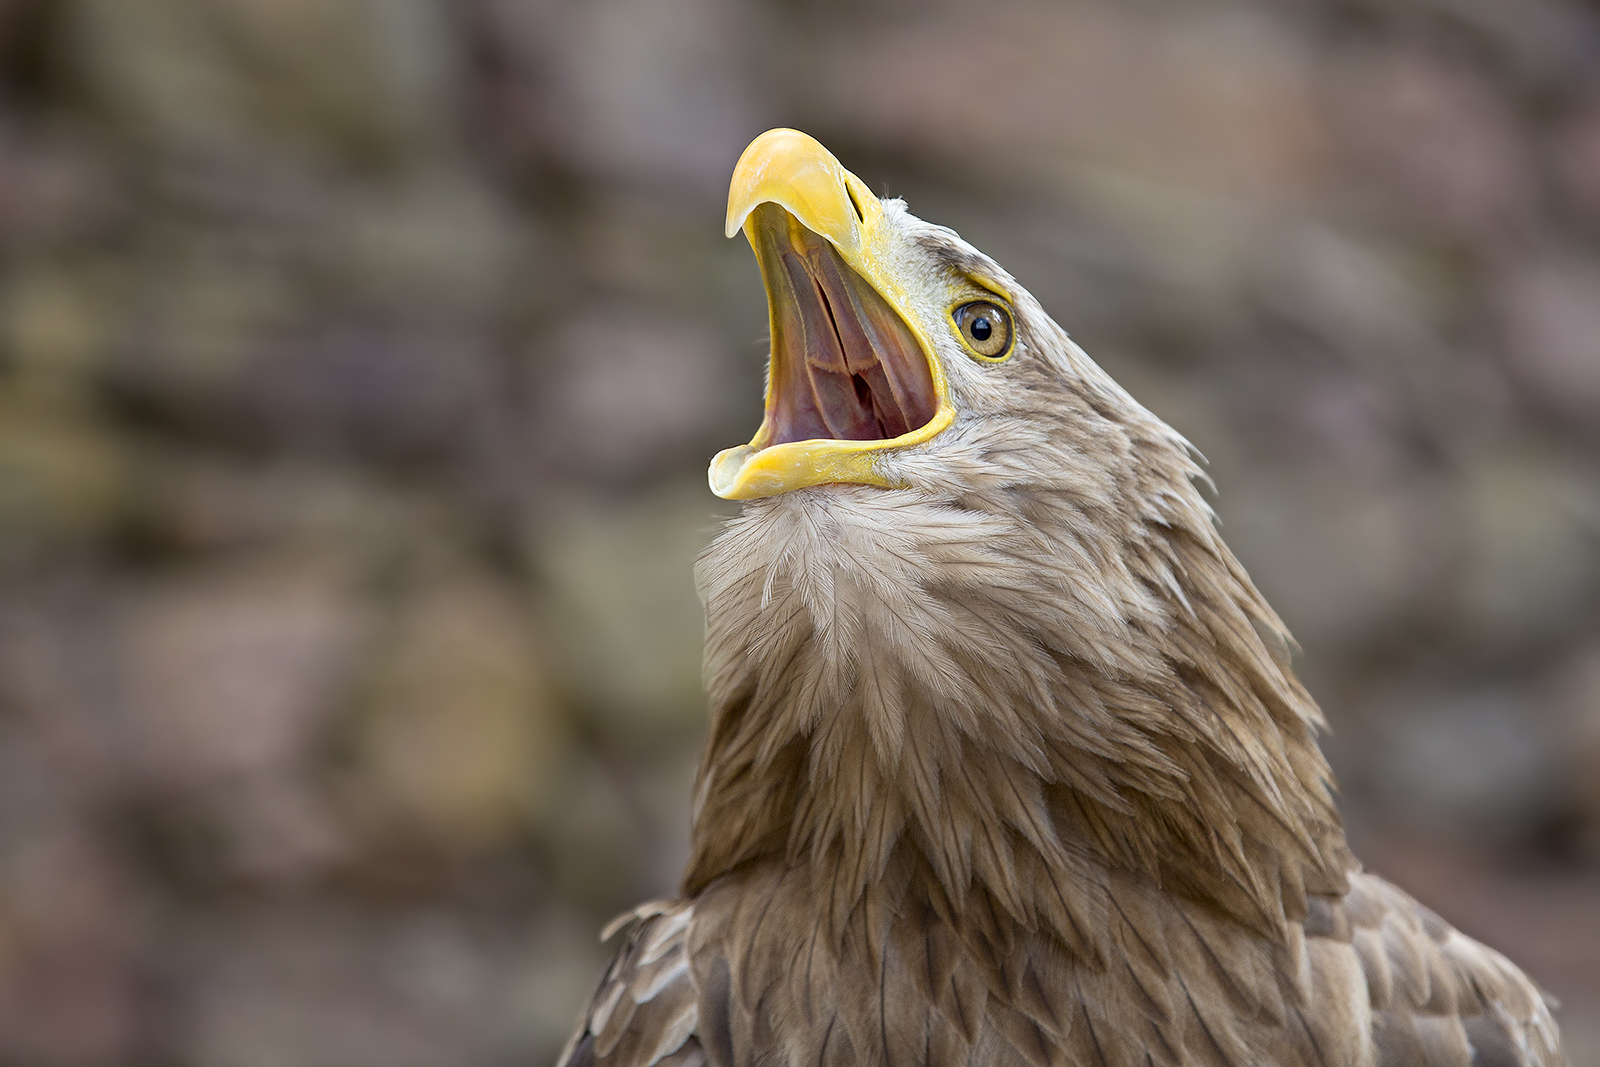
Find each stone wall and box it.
[0,0,1594,1063]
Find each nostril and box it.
[845,183,866,224]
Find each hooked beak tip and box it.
[725,128,878,253]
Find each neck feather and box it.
[684,406,1352,954]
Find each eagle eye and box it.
[953,301,1013,360]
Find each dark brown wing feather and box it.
[1309,872,1564,1067]
[558,902,707,1067]
[561,869,1562,1067]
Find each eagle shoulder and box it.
[559,901,706,1067]
[1302,871,1563,1067]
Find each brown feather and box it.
[558,167,1565,1067]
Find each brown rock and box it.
[115,559,368,783]
[1499,257,1600,427]
[347,562,563,844]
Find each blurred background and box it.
[0,0,1595,1063]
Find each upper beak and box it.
[710,130,953,500]
[725,128,883,253]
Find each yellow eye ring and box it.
[952,300,1014,361]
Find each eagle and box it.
[556,129,1565,1067]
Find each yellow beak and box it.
[709,129,953,500]
[724,128,883,251]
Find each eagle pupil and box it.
[970,317,992,341]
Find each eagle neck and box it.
[684,480,1352,948]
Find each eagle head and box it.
[711,127,1178,508]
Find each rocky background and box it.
[0,0,1595,1063]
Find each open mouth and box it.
[747,202,938,448]
[709,128,953,500]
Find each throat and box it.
[685,487,1353,951]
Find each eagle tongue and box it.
[771,248,881,442]
[749,201,936,447]
[809,247,918,440]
